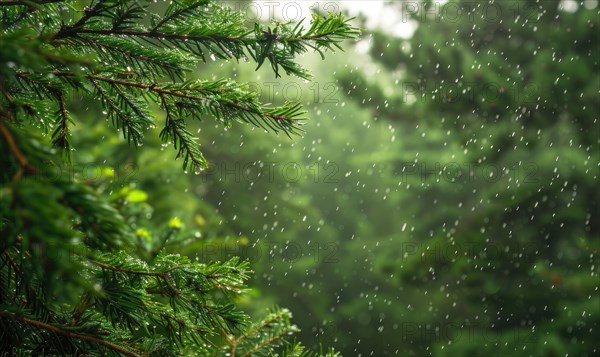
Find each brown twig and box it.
[0,121,37,181]
[93,259,183,294]
[57,72,297,122]
[17,71,300,123]
[0,311,142,357]
[71,290,91,326]
[93,260,182,276]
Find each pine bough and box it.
[0,0,358,355]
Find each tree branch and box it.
[93,259,183,277]
[0,0,64,6]
[232,311,285,346]
[0,311,142,357]
[52,92,71,150]
[240,334,283,357]
[0,121,37,181]
[53,23,352,48]
[57,28,249,43]
[53,0,109,38]
[150,1,209,32]
[70,73,296,122]
[20,70,298,126]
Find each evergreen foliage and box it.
[0,0,358,355]
[334,1,599,355]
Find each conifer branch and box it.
[0,82,15,107]
[67,28,248,43]
[64,0,108,31]
[159,312,209,334]
[226,307,300,357]
[90,79,145,145]
[93,259,183,276]
[159,91,207,171]
[51,92,71,156]
[69,36,190,80]
[6,1,358,170]
[0,122,29,169]
[0,1,357,354]
[70,290,90,326]
[150,0,210,32]
[0,0,64,5]
[47,71,303,123]
[0,312,142,357]
[0,122,37,181]
[232,311,285,346]
[240,334,284,357]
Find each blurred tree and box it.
[0,0,358,355]
[337,0,599,356]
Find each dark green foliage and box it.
[333,1,599,356]
[1,0,357,171]
[0,0,358,355]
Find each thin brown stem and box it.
[0,81,15,107]
[0,311,142,357]
[67,73,295,122]
[53,0,109,39]
[93,260,182,276]
[160,312,208,334]
[0,121,37,181]
[54,25,346,44]
[18,71,298,122]
[71,290,91,326]
[67,28,248,43]
[94,259,184,294]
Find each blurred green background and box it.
[64,1,599,356]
